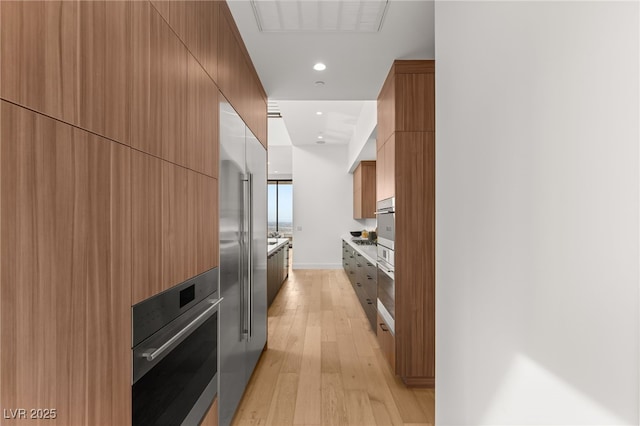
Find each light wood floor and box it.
[232,262,435,426]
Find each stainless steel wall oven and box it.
[376,197,395,332]
[132,268,220,426]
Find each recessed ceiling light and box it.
[317,135,323,139]
[314,81,325,87]
[274,171,279,173]
[316,111,323,115]
[313,63,326,71]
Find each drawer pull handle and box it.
[380,323,389,332]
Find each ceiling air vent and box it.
[268,100,282,118]
[251,0,389,33]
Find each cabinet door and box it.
[377,313,396,372]
[1,102,131,425]
[377,69,395,150]
[383,135,395,200]
[353,164,363,218]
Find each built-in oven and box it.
[132,268,221,426]
[376,197,396,333]
[375,197,395,250]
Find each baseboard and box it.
[292,263,343,270]
[401,376,435,388]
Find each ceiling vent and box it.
[251,0,389,33]
[268,100,282,118]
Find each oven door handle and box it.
[142,297,223,362]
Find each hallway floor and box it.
[232,264,435,426]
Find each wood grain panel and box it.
[162,161,192,290]
[78,1,106,137]
[354,161,376,219]
[353,164,362,218]
[0,1,79,124]
[0,101,131,425]
[190,171,219,274]
[166,0,220,84]
[131,1,161,157]
[362,162,376,218]
[396,72,435,132]
[218,1,268,148]
[104,0,132,145]
[394,60,435,74]
[394,132,435,381]
[376,64,395,150]
[131,150,163,305]
[200,397,218,426]
[187,54,219,177]
[160,11,188,166]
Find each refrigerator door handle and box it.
[242,175,251,340]
[248,173,254,340]
[240,177,249,340]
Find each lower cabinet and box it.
[267,243,289,306]
[342,240,377,331]
[377,313,396,371]
[200,397,218,426]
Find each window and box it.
[268,180,293,238]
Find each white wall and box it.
[435,2,639,425]
[347,101,377,171]
[292,144,375,269]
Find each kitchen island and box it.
[267,238,289,306]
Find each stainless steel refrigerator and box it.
[219,100,267,426]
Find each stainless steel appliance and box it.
[219,100,267,426]
[132,268,220,426]
[376,197,395,249]
[376,197,395,332]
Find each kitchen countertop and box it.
[341,233,377,266]
[268,238,289,256]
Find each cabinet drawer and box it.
[377,312,395,372]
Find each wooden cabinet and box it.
[376,135,395,202]
[353,160,376,219]
[267,243,289,306]
[376,60,435,387]
[341,240,377,332]
[200,397,219,426]
[218,1,268,148]
[0,1,131,145]
[377,313,396,372]
[132,151,219,305]
[0,101,131,425]
[154,0,220,83]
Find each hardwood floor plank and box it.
[321,310,337,342]
[232,267,434,426]
[345,390,377,426]
[336,332,368,391]
[292,326,322,425]
[321,373,349,426]
[321,341,341,374]
[265,372,299,426]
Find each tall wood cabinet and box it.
[0,1,266,424]
[353,160,376,219]
[0,101,132,425]
[376,60,435,387]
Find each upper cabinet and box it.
[354,161,377,219]
[218,2,268,148]
[376,60,435,202]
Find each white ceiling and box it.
[277,100,364,145]
[228,0,434,161]
[228,0,435,100]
